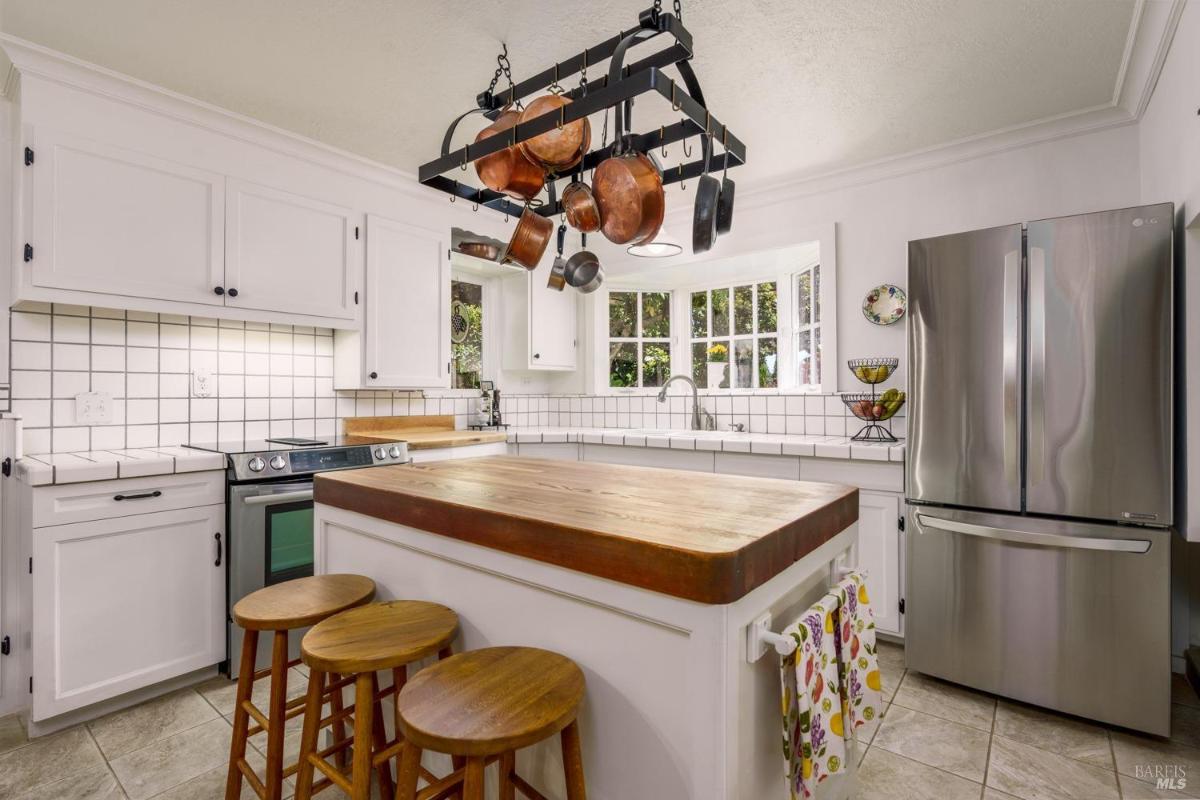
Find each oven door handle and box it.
[241,489,314,506]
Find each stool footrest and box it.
[252,656,301,682]
[310,751,354,794]
[510,773,551,800]
[414,755,501,800]
[237,756,268,799]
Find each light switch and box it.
[192,367,213,398]
[75,391,113,425]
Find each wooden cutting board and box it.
[343,415,505,449]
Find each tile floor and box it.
[1,643,1199,799]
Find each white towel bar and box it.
[745,565,857,663]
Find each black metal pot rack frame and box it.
[417,8,746,219]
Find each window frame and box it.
[601,288,675,392]
[792,262,823,392]
[686,280,782,392]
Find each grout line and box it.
[979,697,997,799]
[1109,729,1123,799]
[82,721,127,797]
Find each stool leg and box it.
[391,666,407,791]
[435,648,465,800]
[498,751,516,800]
[225,628,259,800]
[294,668,325,800]
[560,720,587,800]
[264,630,290,800]
[395,740,423,800]
[329,671,350,770]
[350,672,375,800]
[462,757,486,800]
[369,672,395,798]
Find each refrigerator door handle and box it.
[1002,249,1021,488]
[916,514,1151,553]
[1028,245,1047,485]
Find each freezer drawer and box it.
[905,506,1170,736]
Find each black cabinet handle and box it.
[369,371,378,379]
[113,490,162,501]
[213,286,225,295]
[214,532,222,567]
[227,288,239,297]
[534,353,541,359]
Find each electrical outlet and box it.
[192,367,213,398]
[75,392,113,425]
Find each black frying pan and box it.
[693,132,719,254]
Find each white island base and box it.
[315,503,861,800]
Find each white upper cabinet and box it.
[343,214,449,389]
[29,128,226,306]
[502,257,578,372]
[224,179,359,321]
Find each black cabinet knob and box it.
[534,353,541,359]
[227,288,239,297]
[213,286,224,295]
[369,371,378,379]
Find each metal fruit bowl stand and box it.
[842,358,904,442]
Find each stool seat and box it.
[397,646,585,757]
[301,600,458,674]
[232,574,376,631]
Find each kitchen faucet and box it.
[656,375,716,431]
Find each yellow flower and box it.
[866,670,881,691]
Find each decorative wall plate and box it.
[862,284,907,325]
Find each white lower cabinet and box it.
[855,491,904,637]
[31,503,225,720]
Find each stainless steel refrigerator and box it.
[905,203,1174,736]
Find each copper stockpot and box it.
[593,151,665,246]
[561,180,602,233]
[474,110,545,201]
[519,94,591,172]
[501,207,553,270]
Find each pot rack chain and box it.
[420,7,745,219]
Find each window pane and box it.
[734,340,754,388]
[692,341,708,388]
[813,265,821,321]
[757,282,777,334]
[813,324,822,386]
[609,292,636,338]
[451,280,483,389]
[797,272,812,326]
[734,285,754,335]
[708,341,730,388]
[642,342,671,387]
[712,288,730,336]
[758,337,778,388]
[609,342,637,387]
[797,330,814,385]
[691,291,707,338]
[642,292,670,338]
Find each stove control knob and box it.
[374,447,387,460]
[388,446,402,459]
[269,455,286,471]
[248,457,266,472]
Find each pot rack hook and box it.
[459,143,470,171]
[682,134,692,158]
[660,125,668,158]
[678,163,686,190]
[449,179,458,203]
[557,104,565,131]
[671,82,681,112]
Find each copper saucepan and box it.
[501,206,553,270]
[561,179,601,233]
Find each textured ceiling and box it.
[0,0,1137,188]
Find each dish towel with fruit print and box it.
[833,571,883,734]
[779,592,846,799]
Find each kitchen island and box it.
[313,456,860,799]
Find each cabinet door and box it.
[31,505,225,720]
[29,128,225,304]
[856,491,903,636]
[528,259,577,370]
[225,179,359,321]
[363,215,450,388]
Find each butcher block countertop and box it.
[343,414,506,450]
[314,456,858,604]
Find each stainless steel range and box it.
[186,436,409,675]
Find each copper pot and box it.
[474,110,545,201]
[561,180,601,233]
[519,94,591,172]
[501,207,553,270]
[593,152,665,246]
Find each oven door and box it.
[228,479,314,675]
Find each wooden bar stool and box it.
[394,646,588,800]
[226,574,377,800]
[294,599,460,800]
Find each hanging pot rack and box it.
[417,6,746,220]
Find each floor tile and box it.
[198,667,308,717]
[1170,703,1200,750]
[108,717,234,800]
[871,705,991,783]
[0,726,107,796]
[992,700,1113,768]
[0,713,28,754]
[986,734,1119,800]
[982,790,1022,800]
[876,640,906,671]
[150,746,293,800]
[1118,772,1197,799]
[89,689,219,760]
[879,663,904,703]
[892,671,996,732]
[1172,674,1200,709]
[1112,731,1200,780]
[8,763,126,800]
[855,746,982,800]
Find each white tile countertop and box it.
[507,427,905,462]
[15,446,226,486]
